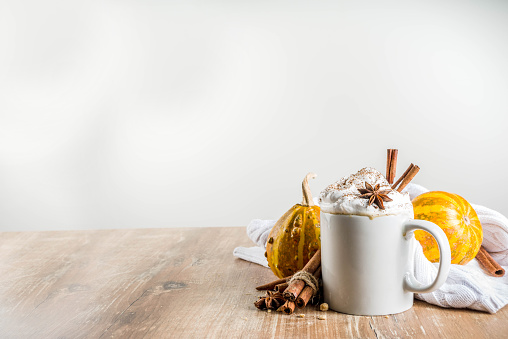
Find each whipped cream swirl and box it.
[319,167,413,218]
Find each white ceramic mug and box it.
[320,213,451,316]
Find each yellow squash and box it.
[266,173,321,278]
[413,191,482,265]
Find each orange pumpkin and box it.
[412,191,482,265]
[266,173,321,278]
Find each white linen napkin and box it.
[233,183,508,313]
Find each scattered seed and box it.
[384,315,389,318]
[297,314,305,318]
[267,310,272,313]
[317,315,327,320]
[320,303,329,311]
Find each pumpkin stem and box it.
[301,172,317,206]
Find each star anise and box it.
[254,290,286,310]
[358,182,393,210]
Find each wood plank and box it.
[0,227,507,338]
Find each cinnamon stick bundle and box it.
[296,266,322,308]
[386,149,398,184]
[283,250,321,301]
[284,280,306,302]
[476,246,505,277]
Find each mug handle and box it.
[402,219,451,293]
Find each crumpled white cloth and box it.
[233,183,508,313]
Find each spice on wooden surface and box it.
[254,291,286,311]
[281,301,296,315]
[254,297,266,310]
[319,303,329,312]
[296,267,322,308]
[283,250,321,301]
[256,276,291,291]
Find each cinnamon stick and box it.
[392,163,413,190]
[296,266,322,308]
[392,163,419,192]
[256,276,291,291]
[279,300,296,315]
[283,250,321,301]
[476,246,505,277]
[275,282,288,293]
[395,164,419,192]
[283,279,306,302]
[386,149,398,184]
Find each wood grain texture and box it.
[0,227,507,338]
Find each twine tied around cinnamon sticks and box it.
[287,270,319,296]
[255,250,322,314]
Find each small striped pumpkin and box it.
[413,191,482,265]
[266,173,321,278]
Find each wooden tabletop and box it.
[0,227,507,338]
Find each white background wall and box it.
[1,0,507,232]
